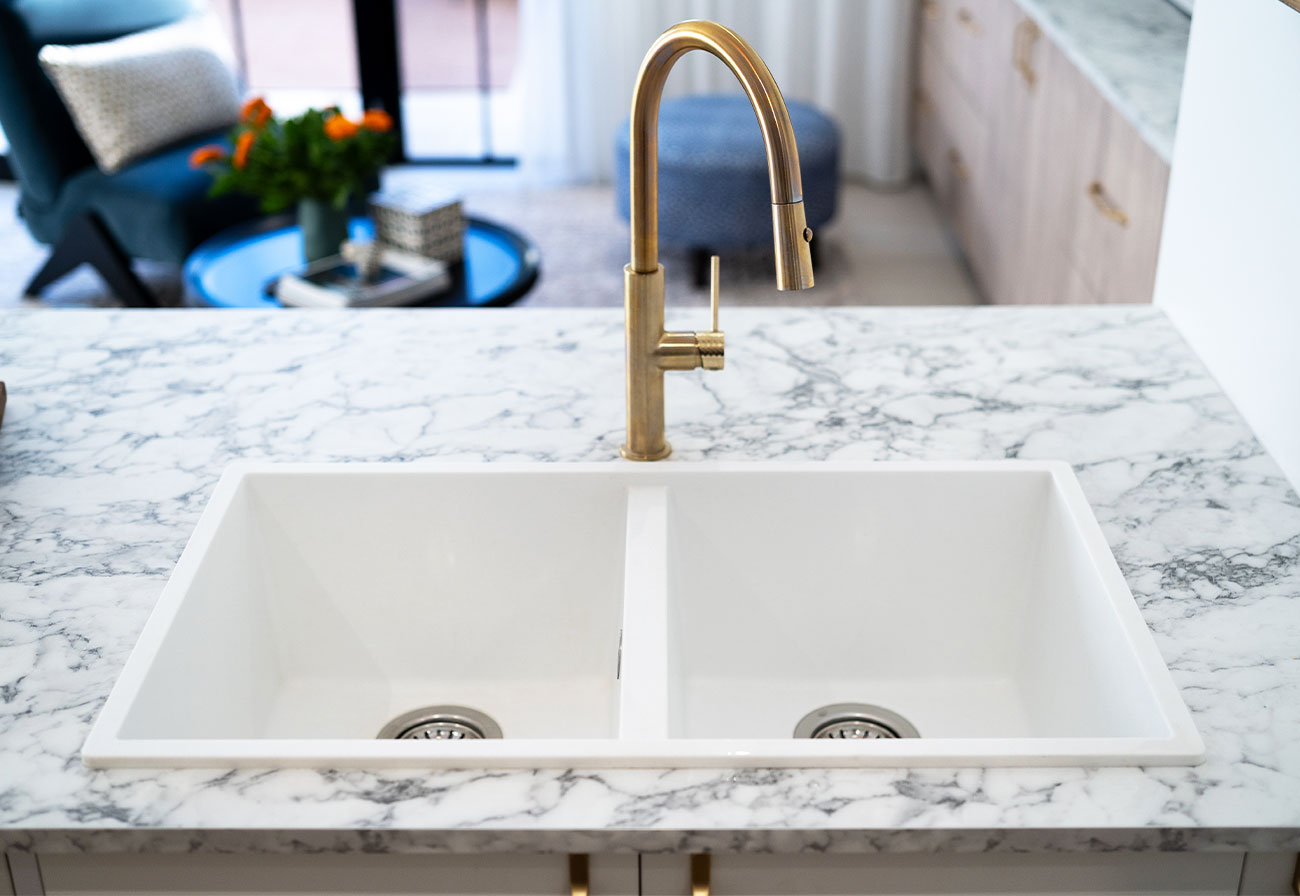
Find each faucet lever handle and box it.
[697,255,725,370]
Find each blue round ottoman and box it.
[615,93,839,282]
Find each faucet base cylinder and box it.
[624,264,670,461]
[620,441,673,462]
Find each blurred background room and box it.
[0,0,1194,311]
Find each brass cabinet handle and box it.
[915,86,932,116]
[570,854,589,896]
[1013,18,1041,87]
[1088,181,1129,227]
[691,855,710,896]
[947,148,970,182]
[956,6,983,34]
[922,0,942,21]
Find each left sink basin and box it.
[85,466,629,765]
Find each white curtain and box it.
[516,0,918,188]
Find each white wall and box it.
[1154,0,1300,491]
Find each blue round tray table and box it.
[184,215,539,308]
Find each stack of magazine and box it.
[275,247,451,308]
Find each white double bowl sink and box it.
[84,461,1203,768]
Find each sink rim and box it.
[84,734,1204,769]
[83,460,1205,769]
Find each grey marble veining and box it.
[1015,0,1190,162]
[1,306,1298,855]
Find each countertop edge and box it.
[4,827,1299,857]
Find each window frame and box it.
[353,0,517,166]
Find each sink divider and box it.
[617,486,671,740]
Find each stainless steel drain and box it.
[377,705,503,740]
[794,703,920,740]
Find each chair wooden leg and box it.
[24,214,158,307]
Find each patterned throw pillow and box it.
[38,12,241,174]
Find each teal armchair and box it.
[0,0,259,305]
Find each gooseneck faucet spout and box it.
[621,20,814,462]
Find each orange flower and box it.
[232,130,255,169]
[188,144,227,168]
[323,114,360,141]
[240,96,272,128]
[361,108,393,133]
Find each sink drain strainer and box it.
[378,705,503,740]
[794,703,920,740]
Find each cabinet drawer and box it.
[1001,8,1167,305]
[922,0,1170,306]
[916,34,997,299]
[918,0,951,54]
[36,853,638,896]
[984,5,1058,304]
[920,0,1002,119]
[643,852,1245,895]
[1067,104,1171,304]
[1010,27,1111,305]
[914,39,949,198]
[1016,243,1105,305]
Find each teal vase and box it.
[298,198,349,263]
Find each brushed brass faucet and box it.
[621,20,815,461]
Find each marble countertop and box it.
[1,306,1298,856]
[1014,0,1190,162]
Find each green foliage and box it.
[204,106,396,214]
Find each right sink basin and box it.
[83,460,1202,769]
[660,466,1195,761]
